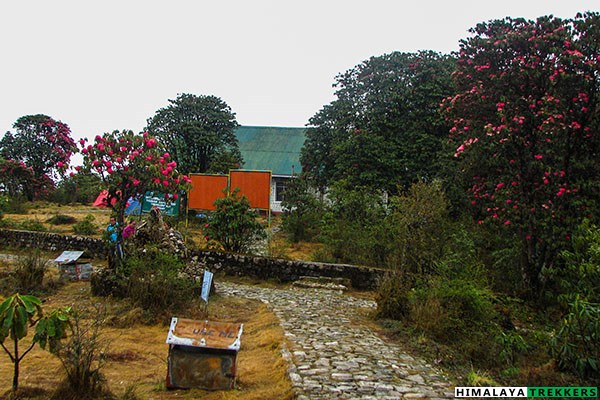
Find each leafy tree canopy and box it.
[301,51,456,193]
[0,114,76,181]
[146,93,241,175]
[443,12,600,293]
[78,130,191,224]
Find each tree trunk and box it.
[12,335,19,393]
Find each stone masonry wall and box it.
[0,229,108,259]
[0,229,385,290]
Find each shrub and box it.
[53,307,112,400]
[412,277,497,342]
[317,182,389,266]
[281,177,324,242]
[13,250,49,293]
[548,219,600,379]
[376,271,414,320]
[0,194,29,214]
[19,219,47,232]
[384,180,449,274]
[551,296,600,379]
[73,214,97,236]
[495,331,529,367]
[47,214,77,225]
[120,250,197,321]
[0,216,18,229]
[205,188,266,253]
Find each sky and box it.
[1,0,598,148]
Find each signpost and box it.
[201,270,213,303]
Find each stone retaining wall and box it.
[0,229,385,290]
[0,229,108,259]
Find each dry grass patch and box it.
[0,279,293,400]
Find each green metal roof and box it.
[235,126,306,176]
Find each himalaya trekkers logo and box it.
[454,386,598,398]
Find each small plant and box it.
[13,249,49,293]
[19,219,47,232]
[466,369,498,386]
[0,216,18,229]
[495,331,528,367]
[47,214,77,225]
[73,214,97,236]
[0,294,71,394]
[53,306,112,400]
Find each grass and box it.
[0,262,294,400]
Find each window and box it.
[275,179,287,202]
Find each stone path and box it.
[217,282,454,399]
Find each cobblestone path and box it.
[217,282,454,399]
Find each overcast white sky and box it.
[1,0,598,147]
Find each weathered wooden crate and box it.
[166,318,243,390]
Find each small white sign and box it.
[201,270,213,303]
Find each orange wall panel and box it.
[188,174,229,211]
[229,170,271,210]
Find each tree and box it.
[301,51,455,194]
[51,171,103,204]
[0,294,71,394]
[146,93,241,175]
[205,189,265,253]
[0,114,76,183]
[78,130,191,225]
[443,12,600,295]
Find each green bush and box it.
[19,219,47,232]
[0,216,18,229]
[73,214,97,236]
[376,271,414,320]
[547,219,600,379]
[281,177,324,242]
[121,250,197,321]
[205,188,266,253]
[551,297,600,379]
[413,277,497,342]
[47,214,77,225]
[0,194,29,214]
[316,182,389,266]
[495,331,529,367]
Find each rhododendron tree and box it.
[0,114,75,182]
[443,12,600,294]
[79,130,191,225]
[0,158,54,201]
